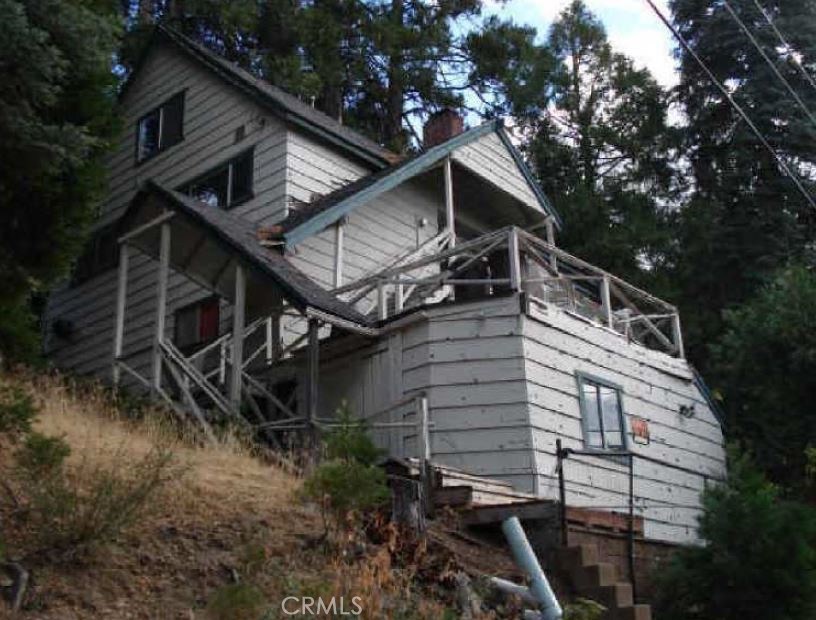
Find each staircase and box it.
[555,544,652,620]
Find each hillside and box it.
[0,371,520,620]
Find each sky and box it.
[482,0,679,87]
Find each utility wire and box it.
[722,0,816,129]
[751,0,816,95]
[643,0,816,213]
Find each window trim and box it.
[575,371,629,451]
[178,146,255,210]
[135,90,186,165]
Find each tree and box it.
[656,449,816,620]
[0,0,121,360]
[525,1,677,287]
[668,0,816,367]
[710,265,816,489]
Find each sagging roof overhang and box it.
[280,120,563,248]
[118,180,369,327]
[119,25,400,170]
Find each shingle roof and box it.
[121,25,400,168]
[128,181,370,326]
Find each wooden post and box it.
[306,318,320,445]
[508,227,522,291]
[444,156,455,246]
[377,280,388,320]
[333,219,345,288]
[601,275,613,328]
[230,263,246,407]
[152,221,171,392]
[671,312,685,358]
[112,243,130,388]
[268,311,281,363]
[417,395,434,516]
[556,438,568,546]
[395,281,404,313]
[544,217,558,273]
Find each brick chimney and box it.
[423,109,464,149]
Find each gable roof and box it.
[120,181,369,326]
[281,119,563,247]
[120,25,399,169]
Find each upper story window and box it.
[577,374,626,450]
[174,297,220,350]
[180,149,254,209]
[136,91,185,163]
[71,224,118,285]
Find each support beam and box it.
[333,218,345,288]
[152,221,171,392]
[671,313,685,358]
[508,227,522,291]
[230,263,246,407]
[600,275,613,328]
[117,211,175,245]
[444,156,455,246]
[306,318,320,445]
[112,243,130,387]
[544,217,558,273]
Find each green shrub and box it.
[0,385,36,435]
[564,598,606,620]
[206,582,267,620]
[655,448,816,620]
[302,402,389,533]
[15,432,71,474]
[0,298,42,366]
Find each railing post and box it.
[377,279,388,320]
[112,242,130,388]
[152,220,171,393]
[395,281,404,314]
[417,395,434,516]
[601,275,613,328]
[671,312,685,358]
[229,263,246,407]
[306,318,320,448]
[444,156,455,247]
[219,340,227,386]
[544,217,558,273]
[556,439,568,547]
[508,227,522,291]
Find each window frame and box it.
[135,90,186,164]
[575,372,629,451]
[178,147,255,210]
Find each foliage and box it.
[711,265,816,488]
[0,298,43,366]
[0,0,121,310]
[15,432,71,474]
[302,402,389,533]
[0,385,36,436]
[563,598,606,620]
[655,448,816,620]
[523,1,676,287]
[206,582,267,620]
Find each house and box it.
[44,26,726,554]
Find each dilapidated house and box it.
[45,24,725,577]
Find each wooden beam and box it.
[600,275,613,328]
[544,217,558,273]
[152,221,171,392]
[333,219,345,288]
[229,263,246,406]
[112,243,130,387]
[508,227,522,291]
[117,211,175,244]
[444,156,455,246]
[306,318,320,445]
[671,313,685,358]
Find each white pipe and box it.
[501,517,562,620]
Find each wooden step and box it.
[433,485,473,508]
[605,604,652,620]
[572,562,617,590]
[555,544,599,570]
[587,583,633,609]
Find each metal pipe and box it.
[501,517,563,620]
[489,577,537,606]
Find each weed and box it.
[0,385,35,436]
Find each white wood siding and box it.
[452,132,544,215]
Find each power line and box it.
[751,0,816,95]
[642,0,816,213]
[722,0,816,130]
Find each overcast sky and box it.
[482,0,679,87]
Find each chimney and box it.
[423,109,464,149]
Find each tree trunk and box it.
[384,0,405,150]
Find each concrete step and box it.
[587,582,634,609]
[555,544,599,570]
[605,604,652,620]
[572,562,617,590]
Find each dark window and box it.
[577,374,626,450]
[180,148,254,209]
[72,225,118,285]
[136,91,185,162]
[174,297,220,350]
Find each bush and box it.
[0,298,42,366]
[302,402,389,534]
[655,448,816,620]
[0,385,36,435]
[206,582,267,620]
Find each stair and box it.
[555,544,652,620]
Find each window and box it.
[71,225,118,285]
[180,149,254,209]
[577,374,626,450]
[174,297,220,350]
[136,91,185,162]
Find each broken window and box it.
[174,297,220,350]
[136,91,185,162]
[180,148,254,209]
[577,374,626,450]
